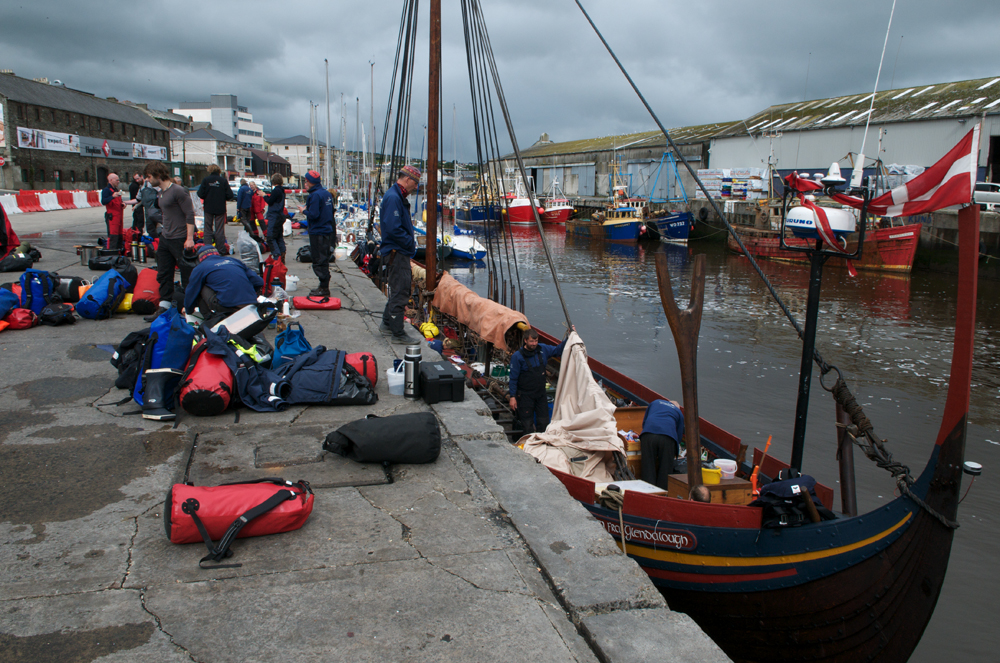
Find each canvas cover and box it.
[519,332,623,483]
[431,272,528,352]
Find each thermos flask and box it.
[404,344,421,400]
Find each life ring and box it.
[346,232,356,243]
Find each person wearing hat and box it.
[298,170,336,297]
[184,244,264,323]
[379,165,420,344]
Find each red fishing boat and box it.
[727,220,921,272]
[539,178,574,224]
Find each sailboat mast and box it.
[325,60,332,186]
[425,0,441,289]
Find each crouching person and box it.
[184,245,263,324]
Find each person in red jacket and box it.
[100,173,136,252]
[248,181,267,240]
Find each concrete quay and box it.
[1,205,728,663]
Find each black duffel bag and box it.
[296,246,312,263]
[323,412,440,464]
[89,255,116,271]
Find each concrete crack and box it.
[139,587,204,663]
[119,501,162,589]
[289,407,310,425]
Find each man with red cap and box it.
[379,165,419,343]
[299,169,335,297]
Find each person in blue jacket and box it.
[298,170,336,297]
[640,399,685,489]
[378,165,419,344]
[508,327,573,434]
[236,179,258,239]
[184,245,264,322]
[264,173,287,261]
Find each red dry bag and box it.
[131,267,160,315]
[179,339,234,416]
[291,295,341,310]
[165,478,314,568]
[262,256,287,296]
[345,352,378,386]
[4,308,39,329]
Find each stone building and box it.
[248,148,291,179]
[0,72,171,191]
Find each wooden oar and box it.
[654,252,706,493]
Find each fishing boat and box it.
[539,179,574,224]
[726,219,921,272]
[502,177,544,225]
[649,209,693,244]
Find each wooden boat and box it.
[543,203,980,663]
[727,221,921,273]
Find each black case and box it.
[418,361,465,404]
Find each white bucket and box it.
[334,246,349,260]
[714,459,737,480]
[285,275,299,292]
[386,367,405,395]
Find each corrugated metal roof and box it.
[248,148,289,164]
[713,74,1000,138]
[0,74,166,130]
[517,121,739,158]
[268,134,329,147]
[177,128,243,144]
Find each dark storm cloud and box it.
[1,0,996,159]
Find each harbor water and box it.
[445,222,999,663]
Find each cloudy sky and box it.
[2,0,996,160]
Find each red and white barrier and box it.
[1,189,117,213]
[38,192,61,211]
[56,191,77,210]
[0,194,20,215]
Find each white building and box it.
[708,75,1000,181]
[171,94,264,150]
[170,128,251,174]
[268,135,331,178]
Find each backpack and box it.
[179,339,235,416]
[76,269,129,320]
[272,322,312,367]
[133,308,196,406]
[345,352,378,386]
[295,246,312,263]
[131,268,160,315]
[261,256,287,296]
[39,303,76,326]
[749,474,837,528]
[111,328,151,390]
[19,268,60,314]
[113,256,139,291]
[0,288,18,320]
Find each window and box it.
[35,107,40,120]
[84,170,90,182]
[66,112,71,126]
[70,170,76,182]
[21,168,29,182]
[51,110,56,122]
[80,114,86,127]
[307,146,311,153]
[38,169,45,182]
[15,104,22,118]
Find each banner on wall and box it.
[0,104,6,148]
[132,142,167,160]
[79,136,132,159]
[16,127,80,153]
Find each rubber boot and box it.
[142,368,183,421]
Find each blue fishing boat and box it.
[650,210,693,244]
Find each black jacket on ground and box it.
[197,174,236,215]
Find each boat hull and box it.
[504,203,540,225]
[727,222,921,272]
[540,206,572,224]
[603,219,641,243]
[455,204,497,222]
[652,211,693,244]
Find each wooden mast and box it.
[425,0,441,290]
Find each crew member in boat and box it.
[379,165,420,344]
[508,327,573,434]
[640,399,684,490]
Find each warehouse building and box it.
[0,73,172,191]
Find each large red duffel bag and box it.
[345,351,378,386]
[292,295,341,310]
[131,267,160,315]
[165,478,314,568]
[179,339,234,416]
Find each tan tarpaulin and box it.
[519,332,623,483]
[431,272,528,352]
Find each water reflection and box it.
[443,226,1000,663]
